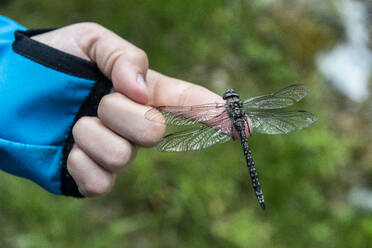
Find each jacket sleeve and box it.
[0,16,112,196]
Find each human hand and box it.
[32,23,222,197]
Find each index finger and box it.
[145,69,224,107]
[145,69,252,137]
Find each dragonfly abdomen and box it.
[236,122,266,210]
[245,152,265,209]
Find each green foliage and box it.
[1,0,371,247]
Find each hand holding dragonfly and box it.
[32,23,315,204]
[32,23,224,197]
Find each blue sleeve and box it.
[0,16,112,196]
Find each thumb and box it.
[32,23,149,104]
[82,23,149,104]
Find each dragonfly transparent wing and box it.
[243,84,309,110]
[156,116,233,152]
[145,103,227,126]
[247,110,317,134]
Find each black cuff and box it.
[12,29,113,197]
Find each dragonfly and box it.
[145,84,317,210]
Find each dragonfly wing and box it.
[145,103,227,126]
[247,110,317,134]
[243,84,310,110]
[156,116,233,152]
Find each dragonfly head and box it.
[223,88,240,100]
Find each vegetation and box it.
[1,0,371,247]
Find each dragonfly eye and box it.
[223,88,240,99]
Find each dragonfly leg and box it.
[211,110,227,119]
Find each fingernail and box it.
[137,74,146,88]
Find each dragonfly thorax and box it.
[226,98,244,119]
[223,88,240,100]
[233,107,244,118]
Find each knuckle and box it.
[72,117,95,138]
[99,94,113,112]
[140,122,166,147]
[76,22,105,33]
[98,93,120,118]
[83,175,114,197]
[67,148,80,173]
[126,49,149,68]
[104,142,133,172]
[137,49,149,65]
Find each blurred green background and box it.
[1,0,372,247]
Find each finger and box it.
[146,69,223,106]
[145,69,252,135]
[98,92,166,147]
[72,116,136,173]
[67,145,115,197]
